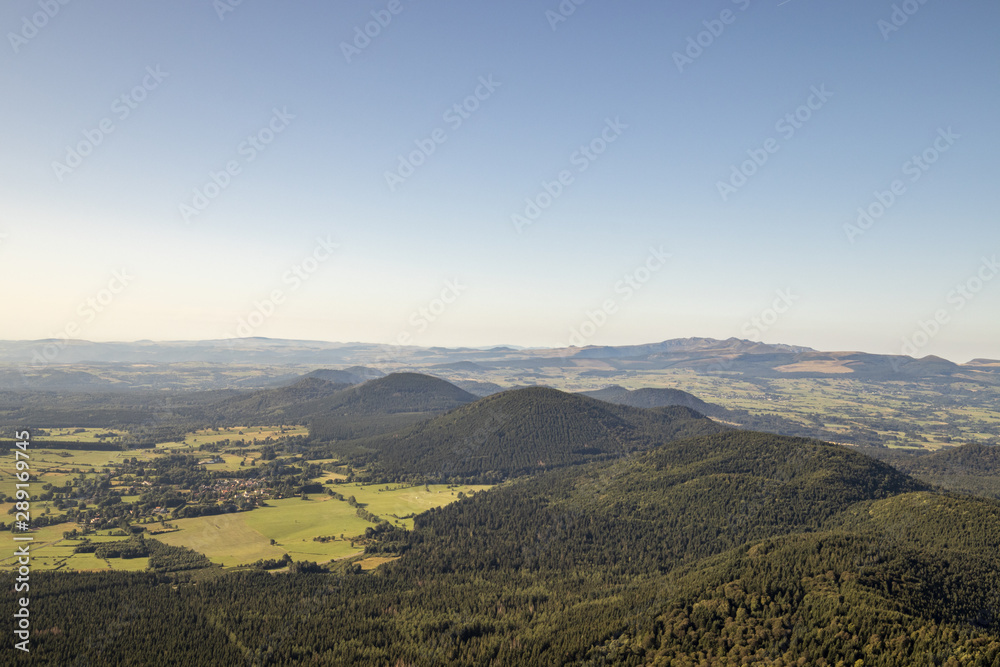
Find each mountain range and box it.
[3,337,998,391]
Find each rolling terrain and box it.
[204,371,474,439]
[862,442,1000,499]
[1,344,998,663]
[324,386,727,481]
[5,336,999,388]
[9,426,999,665]
[306,372,478,441]
[579,384,728,416]
[5,337,998,450]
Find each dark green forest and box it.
[6,427,1000,665]
[325,387,728,482]
[861,443,1000,500]
[3,376,1000,664]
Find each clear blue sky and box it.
[1,0,998,362]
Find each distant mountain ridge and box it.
[3,336,997,389]
[570,337,814,359]
[0,335,980,365]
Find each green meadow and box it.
[1,457,494,570]
[0,524,150,572]
[147,483,491,568]
[157,425,308,449]
[34,427,127,442]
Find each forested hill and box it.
[865,442,1000,499]
[579,384,727,417]
[329,386,728,481]
[398,430,927,576]
[908,441,1000,475]
[201,372,477,438]
[17,431,1000,665]
[307,373,478,440]
[309,372,476,414]
[204,377,352,425]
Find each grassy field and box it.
[0,524,149,572]
[1,450,104,519]
[152,496,368,567]
[0,424,310,512]
[0,480,493,571]
[158,425,308,449]
[199,452,260,472]
[341,482,493,528]
[151,483,491,568]
[244,497,370,562]
[34,427,127,442]
[358,555,400,571]
[306,458,350,480]
[153,513,289,567]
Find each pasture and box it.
[0,524,150,572]
[147,483,491,568]
[34,427,127,442]
[157,425,308,449]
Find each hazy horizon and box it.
[1,334,996,367]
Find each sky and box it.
[1,0,998,363]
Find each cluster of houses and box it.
[192,477,272,503]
